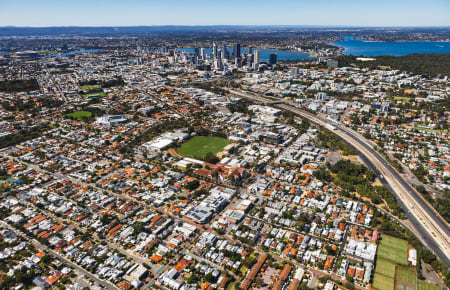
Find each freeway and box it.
[229,89,450,267]
[336,121,450,238]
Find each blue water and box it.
[331,36,450,56]
[42,49,104,58]
[178,47,314,61]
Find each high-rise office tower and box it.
[247,54,253,67]
[233,43,241,59]
[269,53,277,65]
[200,48,205,60]
[254,50,260,64]
[222,43,229,59]
[212,42,218,60]
[248,46,253,54]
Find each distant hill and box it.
[0,25,351,36]
[1,26,448,36]
[336,53,450,77]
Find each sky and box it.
[0,0,449,27]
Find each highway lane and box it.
[337,135,450,267]
[339,125,449,233]
[229,89,450,267]
[336,123,450,236]
[281,104,450,267]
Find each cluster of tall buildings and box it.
[154,42,278,72]
[188,42,276,71]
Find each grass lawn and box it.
[177,136,229,160]
[375,258,396,278]
[380,235,409,252]
[65,110,92,120]
[373,273,395,290]
[393,96,411,102]
[240,265,248,276]
[82,91,106,98]
[417,280,441,290]
[414,126,449,134]
[81,84,100,91]
[378,235,409,266]
[396,266,416,287]
[377,246,408,266]
[225,282,236,290]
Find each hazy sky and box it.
[0,0,449,27]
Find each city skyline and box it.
[0,2,449,289]
[1,0,449,27]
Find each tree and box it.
[41,254,52,264]
[185,180,200,191]
[193,188,207,198]
[345,281,355,290]
[205,272,216,283]
[415,185,426,194]
[186,275,198,284]
[204,152,219,164]
[319,275,330,283]
[14,267,35,286]
[132,221,145,233]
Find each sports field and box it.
[417,280,440,290]
[81,84,100,91]
[177,136,229,160]
[373,273,395,290]
[396,266,416,287]
[82,91,106,98]
[379,235,408,252]
[378,235,409,266]
[65,110,92,120]
[375,258,396,278]
[373,234,419,290]
[393,96,411,102]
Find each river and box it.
[331,36,450,56]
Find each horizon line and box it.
[1,25,450,28]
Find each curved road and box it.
[229,89,450,267]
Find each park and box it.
[177,136,229,161]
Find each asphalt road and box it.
[0,221,118,290]
[334,122,450,267]
[338,124,450,237]
[229,89,450,268]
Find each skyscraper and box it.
[212,42,218,60]
[254,50,260,64]
[233,43,241,59]
[200,48,205,60]
[248,46,253,54]
[269,53,277,65]
[222,43,229,60]
[247,54,253,67]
